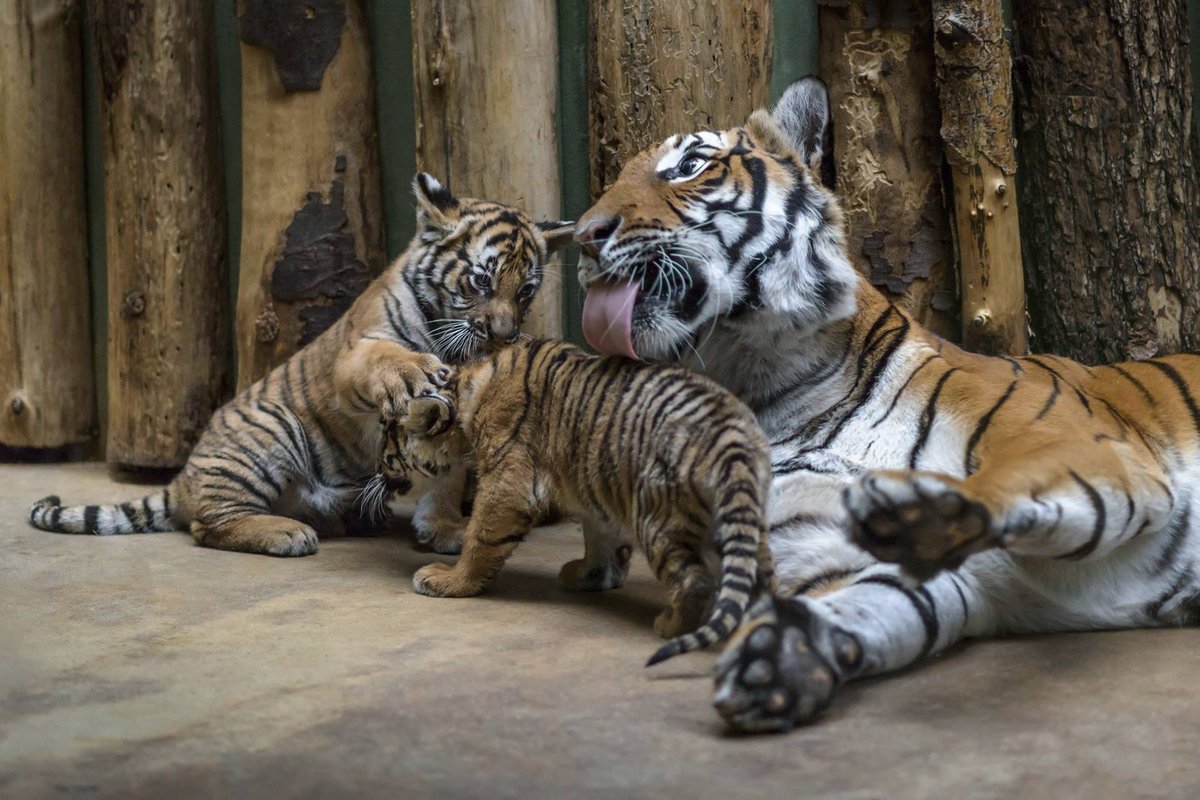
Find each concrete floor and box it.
[0,463,1197,799]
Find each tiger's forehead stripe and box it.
[655,131,729,174]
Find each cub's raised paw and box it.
[844,471,994,580]
[374,354,452,417]
[413,504,466,555]
[713,596,861,733]
[412,562,480,597]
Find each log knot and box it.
[255,307,280,343]
[122,290,146,318]
[239,0,346,92]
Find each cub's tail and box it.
[29,488,177,535]
[646,449,771,667]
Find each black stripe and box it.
[963,380,1018,475]
[1034,374,1060,421]
[1024,356,1091,413]
[1061,470,1106,560]
[909,368,960,469]
[790,566,864,596]
[1154,497,1191,574]
[1145,360,1200,440]
[871,353,940,429]
[84,505,100,534]
[857,574,939,658]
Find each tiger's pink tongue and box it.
[582,280,640,360]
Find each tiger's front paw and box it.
[844,471,995,580]
[372,353,452,417]
[412,562,481,597]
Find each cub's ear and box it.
[535,219,576,253]
[749,76,835,187]
[413,172,461,235]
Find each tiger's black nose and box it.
[576,215,621,259]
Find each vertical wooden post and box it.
[93,0,229,468]
[235,0,385,389]
[0,1,96,450]
[819,0,958,340]
[410,0,564,338]
[588,0,774,198]
[932,0,1026,355]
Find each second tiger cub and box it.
[377,339,777,665]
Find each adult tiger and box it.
[575,77,1200,732]
[29,175,572,557]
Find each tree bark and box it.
[932,0,1027,355]
[0,0,95,449]
[588,0,773,197]
[93,0,229,468]
[819,0,958,340]
[235,0,385,388]
[411,0,563,338]
[1014,0,1200,362]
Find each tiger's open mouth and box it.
[582,252,700,359]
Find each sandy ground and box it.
[1,462,1197,799]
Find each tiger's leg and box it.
[640,513,714,639]
[333,337,451,417]
[191,514,320,557]
[713,564,997,732]
[411,465,538,597]
[558,515,634,591]
[412,460,469,555]
[844,440,1176,577]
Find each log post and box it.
[93,0,229,468]
[819,0,958,340]
[932,0,1027,355]
[588,0,774,197]
[0,1,95,450]
[235,0,385,389]
[411,0,564,338]
[1014,0,1200,362]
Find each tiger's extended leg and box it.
[715,439,1186,732]
[411,460,539,597]
[558,516,634,591]
[843,438,1176,576]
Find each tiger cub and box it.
[371,338,777,665]
[29,175,572,557]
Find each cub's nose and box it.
[576,215,621,259]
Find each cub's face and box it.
[575,77,853,361]
[409,173,573,363]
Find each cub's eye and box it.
[470,272,492,292]
[677,155,707,179]
[518,283,538,302]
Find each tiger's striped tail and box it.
[646,449,769,667]
[28,489,177,535]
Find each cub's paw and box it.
[844,471,994,580]
[412,562,479,597]
[713,596,861,733]
[557,545,633,592]
[372,354,452,417]
[404,394,456,439]
[413,497,466,555]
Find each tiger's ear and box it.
[535,220,576,253]
[413,172,461,235]
[753,76,835,187]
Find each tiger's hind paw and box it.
[844,471,995,580]
[713,596,861,733]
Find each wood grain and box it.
[93,0,229,467]
[411,0,564,338]
[0,0,95,449]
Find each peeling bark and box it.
[933,0,1027,355]
[1014,0,1200,362]
[819,0,958,340]
[235,0,383,387]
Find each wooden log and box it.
[819,0,958,340]
[1014,0,1200,362]
[93,0,229,468]
[235,0,385,388]
[411,0,563,338]
[932,0,1027,355]
[0,1,95,449]
[588,0,774,198]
